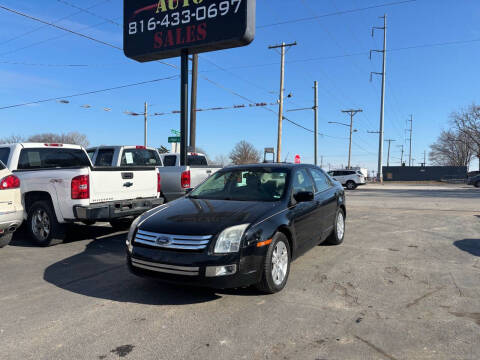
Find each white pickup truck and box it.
[87,146,221,202]
[0,143,163,246]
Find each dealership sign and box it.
[124,0,256,62]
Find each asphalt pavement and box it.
[0,184,479,360]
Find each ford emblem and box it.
[156,235,171,246]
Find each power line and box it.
[0,0,112,47]
[0,76,178,110]
[0,60,126,67]
[258,0,416,28]
[0,5,122,50]
[55,0,120,26]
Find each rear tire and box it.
[109,218,133,231]
[475,181,480,188]
[256,233,291,294]
[346,181,357,190]
[326,208,345,245]
[0,233,13,248]
[27,200,66,246]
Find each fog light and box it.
[205,264,237,277]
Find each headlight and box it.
[214,224,250,254]
[126,215,142,251]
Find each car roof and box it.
[222,163,312,171]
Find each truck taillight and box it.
[181,170,191,189]
[0,175,20,190]
[71,175,89,199]
[157,173,161,193]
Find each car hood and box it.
[139,198,278,236]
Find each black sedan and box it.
[126,164,346,293]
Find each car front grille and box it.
[131,258,199,276]
[134,229,212,251]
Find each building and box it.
[382,166,468,182]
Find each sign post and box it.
[124,0,255,166]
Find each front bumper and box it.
[126,245,264,289]
[0,209,23,232]
[74,197,164,222]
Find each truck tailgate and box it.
[190,166,221,188]
[90,167,158,203]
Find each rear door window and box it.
[95,149,115,166]
[18,148,91,169]
[0,147,10,165]
[163,155,177,167]
[121,149,161,166]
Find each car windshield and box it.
[189,168,289,202]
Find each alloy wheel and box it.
[336,212,345,240]
[32,208,50,241]
[271,241,289,286]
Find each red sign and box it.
[294,155,301,164]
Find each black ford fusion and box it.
[126,164,346,293]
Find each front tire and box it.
[256,233,291,294]
[346,181,357,190]
[27,200,66,246]
[0,233,13,248]
[326,208,345,245]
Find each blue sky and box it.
[1,0,479,171]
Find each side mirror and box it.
[294,191,314,203]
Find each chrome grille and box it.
[134,229,212,250]
[131,258,199,276]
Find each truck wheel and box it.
[109,218,133,231]
[27,201,66,246]
[475,181,480,188]
[325,208,345,245]
[256,232,291,294]
[346,181,357,190]
[0,233,13,248]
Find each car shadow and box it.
[42,227,261,305]
[9,223,122,247]
[454,239,480,257]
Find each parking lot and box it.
[1,184,479,360]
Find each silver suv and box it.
[328,169,366,190]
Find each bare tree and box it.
[157,145,169,154]
[213,154,230,166]
[429,130,473,166]
[0,134,26,144]
[27,132,90,148]
[229,141,261,165]
[451,103,480,169]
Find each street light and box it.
[328,121,359,169]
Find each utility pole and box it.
[384,139,396,167]
[314,81,319,166]
[144,102,148,147]
[342,109,363,169]
[190,54,198,152]
[397,144,404,166]
[269,41,297,163]
[407,115,413,166]
[423,150,426,166]
[329,109,362,169]
[371,14,387,182]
